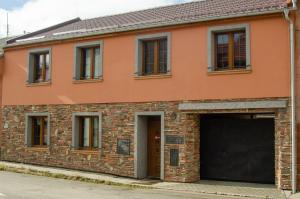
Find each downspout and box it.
[292,0,297,8]
[284,8,297,194]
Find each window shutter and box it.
[135,40,143,76]
[47,116,51,146]
[72,116,80,149]
[28,54,34,83]
[25,116,32,147]
[98,115,102,149]
[98,47,103,78]
[74,48,81,80]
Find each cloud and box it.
[0,0,193,37]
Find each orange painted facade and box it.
[2,15,291,106]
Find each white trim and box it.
[16,36,45,43]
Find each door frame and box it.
[134,111,165,180]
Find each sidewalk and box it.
[0,161,287,199]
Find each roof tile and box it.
[7,0,288,46]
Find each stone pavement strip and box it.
[0,161,287,199]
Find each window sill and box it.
[26,81,51,87]
[207,69,252,76]
[71,149,100,155]
[26,146,49,151]
[73,78,103,84]
[134,74,172,80]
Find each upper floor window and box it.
[25,113,50,147]
[33,53,50,82]
[142,38,168,75]
[80,47,101,80]
[136,33,171,76]
[27,48,51,84]
[74,41,103,81]
[208,24,250,72]
[215,31,246,70]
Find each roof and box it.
[1,36,18,55]
[6,0,290,47]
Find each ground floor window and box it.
[72,113,102,150]
[25,113,50,147]
[78,116,99,149]
[32,116,48,146]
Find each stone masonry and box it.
[0,98,291,189]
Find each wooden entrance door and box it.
[147,118,161,178]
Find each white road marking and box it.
[0,193,6,197]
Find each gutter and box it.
[4,7,295,49]
[284,5,297,194]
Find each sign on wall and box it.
[170,149,179,166]
[166,135,184,144]
[117,139,130,155]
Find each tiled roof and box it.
[1,36,18,54]
[7,0,289,46]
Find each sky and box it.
[0,0,193,38]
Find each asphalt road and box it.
[0,171,245,199]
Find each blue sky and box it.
[0,0,193,37]
[0,0,29,10]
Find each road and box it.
[0,171,246,199]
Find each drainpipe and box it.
[284,8,297,194]
[292,0,297,8]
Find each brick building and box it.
[0,0,299,192]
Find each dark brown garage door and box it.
[200,114,275,184]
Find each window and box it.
[25,113,50,147]
[208,24,250,72]
[215,31,246,70]
[32,116,48,146]
[33,53,50,82]
[28,48,51,84]
[79,47,101,80]
[142,38,168,75]
[136,33,171,76]
[74,41,103,81]
[78,116,99,149]
[72,113,102,150]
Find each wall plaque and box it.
[170,149,179,167]
[166,135,184,144]
[117,139,130,155]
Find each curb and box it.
[0,164,151,190]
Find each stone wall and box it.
[0,98,291,189]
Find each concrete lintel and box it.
[178,100,288,111]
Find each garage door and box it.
[200,114,275,184]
